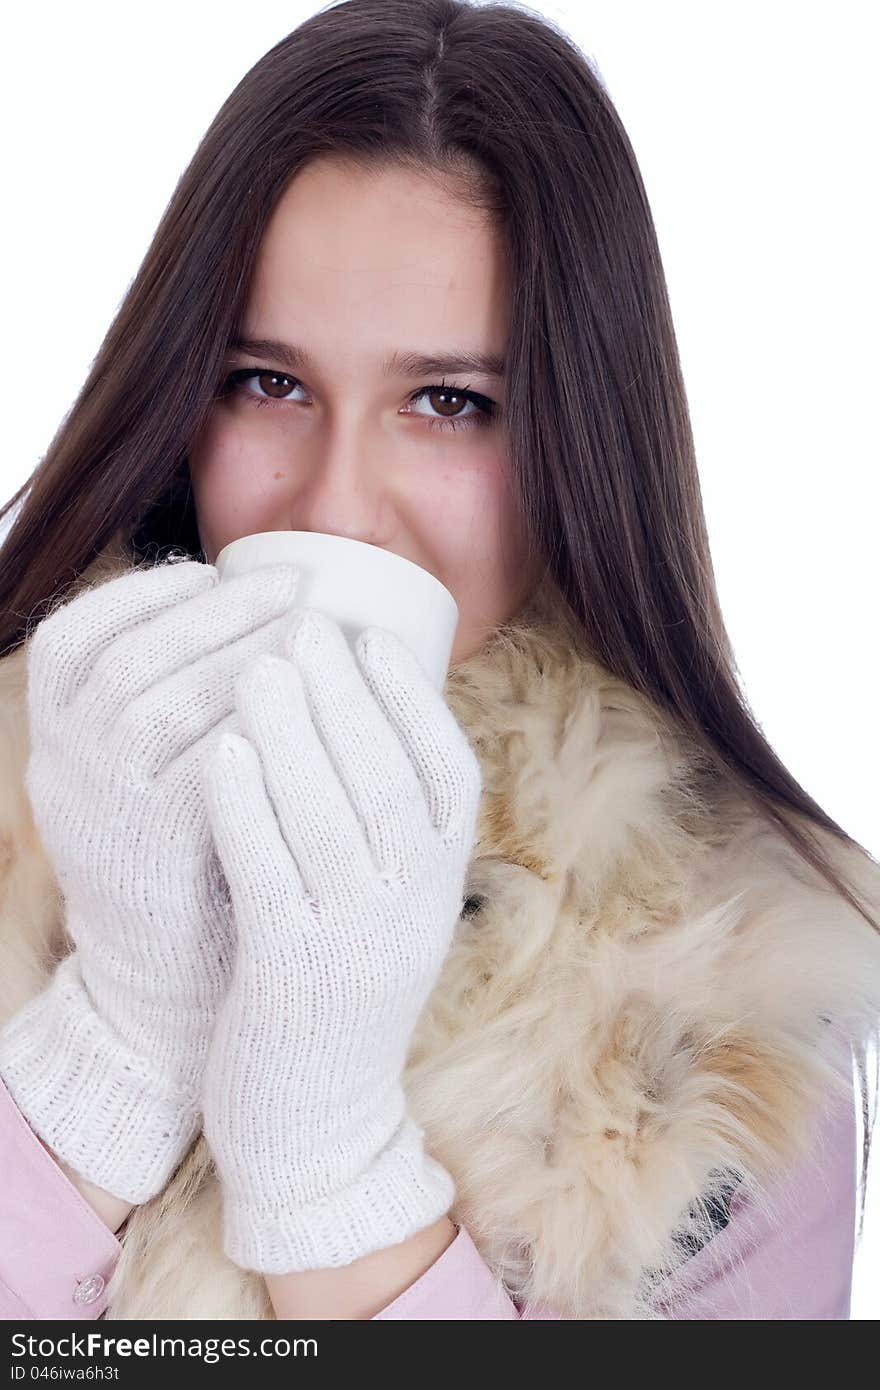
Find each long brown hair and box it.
[2,0,877,1218]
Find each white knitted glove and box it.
[200,606,482,1272]
[0,556,303,1203]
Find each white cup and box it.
[214,531,460,691]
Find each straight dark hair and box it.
[2,0,877,1214]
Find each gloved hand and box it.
[0,555,303,1204]
[199,606,482,1273]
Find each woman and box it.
[1,0,878,1320]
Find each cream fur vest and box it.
[1,541,879,1320]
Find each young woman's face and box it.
[188,156,545,666]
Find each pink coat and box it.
[0,1072,858,1320]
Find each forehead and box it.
[243,157,509,366]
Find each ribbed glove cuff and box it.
[220,1113,456,1274]
[0,952,200,1204]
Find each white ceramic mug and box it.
[214,531,459,691]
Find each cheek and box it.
[438,452,539,663]
[436,448,524,559]
[188,411,286,550]
[421,448,528,590]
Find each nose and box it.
[287,435,388,546]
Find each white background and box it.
[2,0,877,1316]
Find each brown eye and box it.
[221,368,302,404]
[423,386,471,417]
[255,371,296,399]
[408,383,486,421]
[407,382,496,432]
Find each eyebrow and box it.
[227,335,507,381]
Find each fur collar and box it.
[1,542,879,1319]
